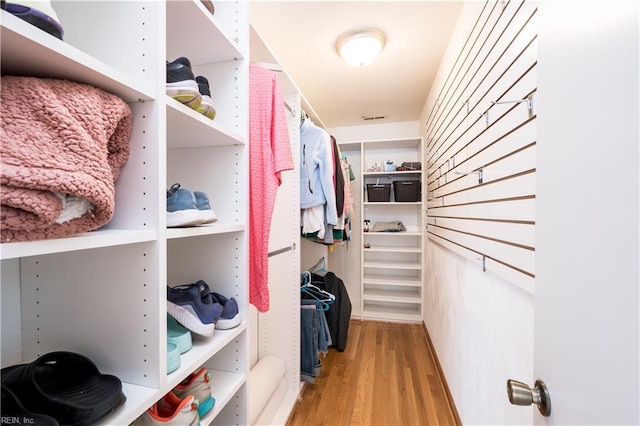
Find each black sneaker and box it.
[195,75,216,120]
[166,57,201,110]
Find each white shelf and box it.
[363,260,422,270]
[166,97,246,148]
[363,170,422,177]
[362,303,422,323]
[364,229,422,236]
[358,137,425,322]
[364,201,422,206]
[0,229,156,261]
[363,246,421,253]
[1,1,250,424]
[0,11,155,103]
[166,0,245,65]
[166,224,245,240]
[363,288,421,304]
[363,277,422,287]
[103,367,246,426]
[200,369,246,425]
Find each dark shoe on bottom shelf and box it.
[1,351,126,425]
[1,385,59,425]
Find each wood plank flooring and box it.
[286,320,459,426]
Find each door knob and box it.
[506,379,551,417]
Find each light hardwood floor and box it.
[286,320,459,426]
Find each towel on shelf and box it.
[370,221,406,232]
[1,76,132,242]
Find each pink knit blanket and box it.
[1,76,132,243]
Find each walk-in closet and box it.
[1,1,638,425]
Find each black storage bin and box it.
[366,183,391,202]
[393,180,421,202]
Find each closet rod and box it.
[268,243,296,258]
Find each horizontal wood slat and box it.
[424,0,538,289]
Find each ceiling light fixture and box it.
[335,28,386,67]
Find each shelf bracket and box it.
[478,255,487,272]
[454,168,483,184]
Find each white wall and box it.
[420,2,534,424]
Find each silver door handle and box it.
[506,379,551,417]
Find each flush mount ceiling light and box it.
[335,28,386,67]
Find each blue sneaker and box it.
[211,292,241,330]
[167,282,222,337]
[167,183,204,228]
[193,191,217,224]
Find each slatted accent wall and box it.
[425,0,537,293]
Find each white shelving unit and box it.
[359,138,425,323]
[1,2,249,425]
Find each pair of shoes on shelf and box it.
[166,57,216,120]
[1,351,126,425]
[133,368,215,425]
[167,280,241,337]
[167,313,192,374]
[167,183,217,228]
[4,1,64,39]
[132,393,199,426]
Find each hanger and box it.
[301,284,334,311]
[308,257,328,277]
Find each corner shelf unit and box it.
[1,2,249,425]
[349,137,425,323]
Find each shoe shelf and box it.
[166,223,246,240]
[200,369,246,426]
[166,323,247,390]
[0,10,155,103]
[166,1,246,66]
[363,302,422,323]
[364,260,422,270]
[362,287,422,304]
[2,0,249,423]
[0,229,157,261]
[364,246,421,253]
[166,97,246,149]
[363,276,422,287]
[356,137,425,323]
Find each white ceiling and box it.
[249,1,464,129]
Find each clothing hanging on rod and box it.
[248,64,294,313]
[300,269,333,383]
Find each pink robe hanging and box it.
[249,64,294,312]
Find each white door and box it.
[532,1,639,424]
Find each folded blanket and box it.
[1,76,132,242]
[371,221,406,232]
